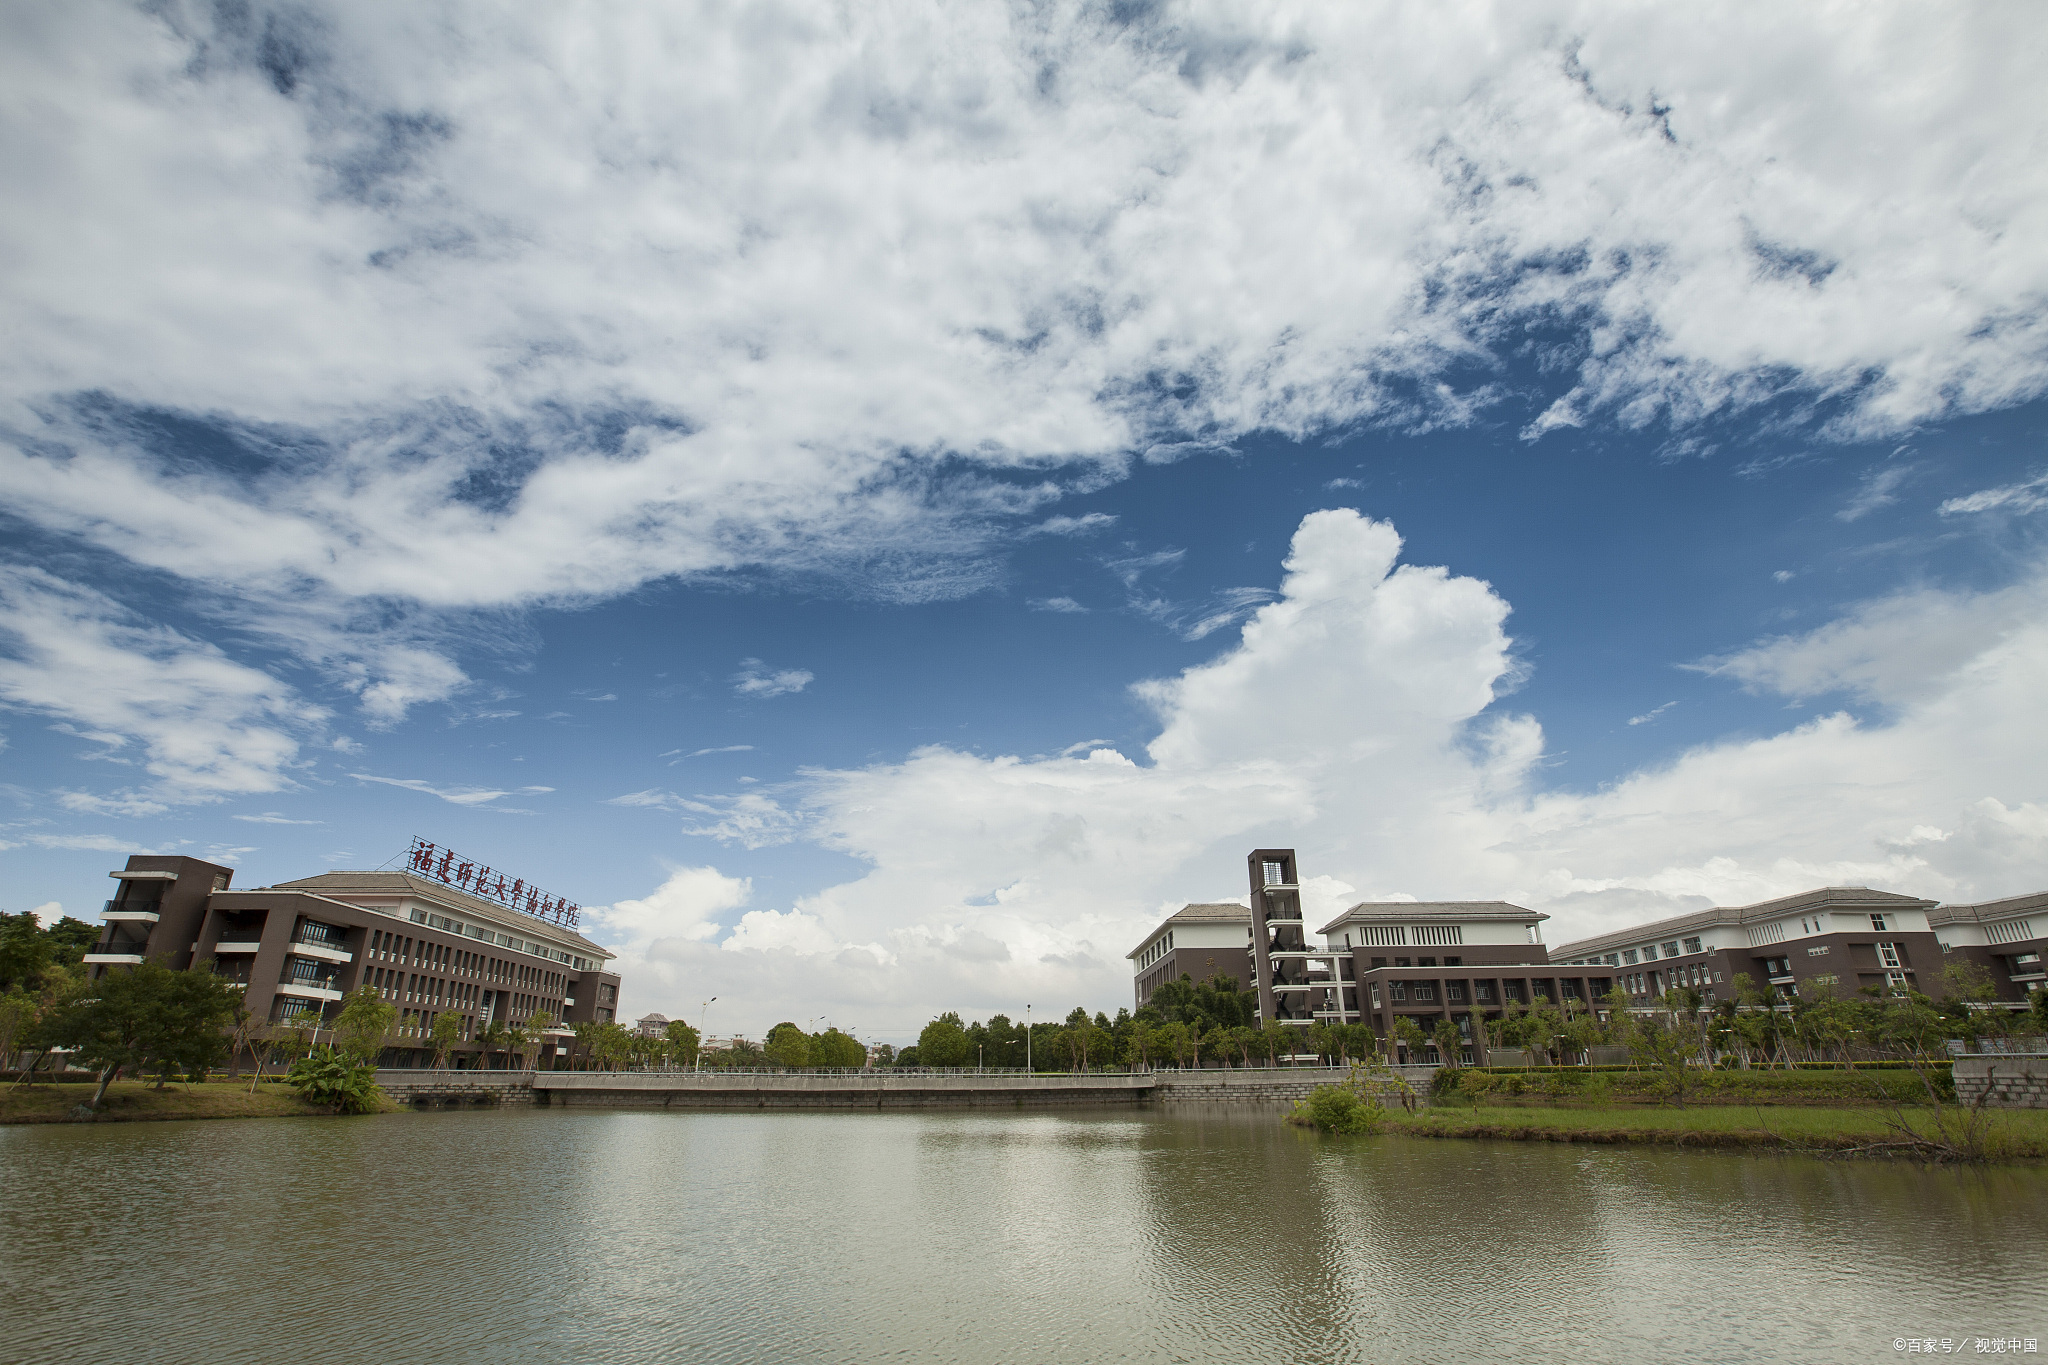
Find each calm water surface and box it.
[3,1105,2043,1364]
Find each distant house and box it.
[635,1012,670,1038]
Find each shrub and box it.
[286,1046,383,1114]
[1288,1084,1385,1135]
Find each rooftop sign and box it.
[406,837,580,928]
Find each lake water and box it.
[4,1105,2043,1364]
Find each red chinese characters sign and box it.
[406,838,580,928]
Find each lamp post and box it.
[696,996,716,1073]
[1024,1004,1031,1074]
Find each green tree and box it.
[916,1012,971,1068]
[1430,1017,1463,1067]
[0,912,53,991]
[433,1011,467,1068]
[528,1010,560,1068]
[663,1018,700,1068]
[42,960,237,1107]
[0,989,37,1073]
[1628,1015,1700,1107]
[765,1022,812,1069]
[809,1027,865,1069]
[333,986,397,1067]
[43,917,101,971]
[1391,1015,1427,1063]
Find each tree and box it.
[1391,1016,1427,1064]
[663,1018,700,1068]
[916,1013,971,1068]
[0,989,37,1073]
[529,1010,560,1068]
[0,913,53,992]
[41,960,238,1107]
[333,987,397,1067]
[871,1042,896,1067]
[505,1020,532,1070]
[1431,1017,1463,1067]
[765,1022,813,1070]
[433,1011,467,1068]
[810,1027,865,1069]
[1628,1015,1700,1107]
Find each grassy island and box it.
[0,1079,397,1124]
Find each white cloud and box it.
[232,811,323,825]
[598,510,2048,1038]
[1837,458,1917,521]
[1773,570,1796,583]
[2,0,2042,665]
[0,567,325,800]
[1940,472,2048,516]
[29,901,62,925]
[1626,701,1677,727]
[1023,514,1118,538]
[54,789,170,818]
[1029,596,1088,614]
[350,772,553,806]
[732,660,813,699]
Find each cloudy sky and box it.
[3,2,2046,1040]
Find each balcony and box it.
[101,903,161,923]
[83,951,146,965]
[213,940,263,954]
[290,937,353,964]
[276,981,344,1003]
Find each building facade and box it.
[1927,892,2047,1005]
[85,854,622,1066]
[1134,847,2033,1063]
[1550,886,1945,1005]
[1127,902,1253,1006]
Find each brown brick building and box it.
[86,854,622,1066]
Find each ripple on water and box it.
[2,1107,2043,1364]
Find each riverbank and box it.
[0,1079,396,1124]
[1383,1103,2048,1159]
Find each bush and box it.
[1288,1084,1385,1135]
[286,1047,383,1114]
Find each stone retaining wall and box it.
[375,1068,537,1107]
[1150,1066,1438,1106]
[1952,1055,2048,1109]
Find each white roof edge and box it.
[224,886,614,964]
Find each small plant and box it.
[1288,1084,1385,1135]
[286,1046,383,1115]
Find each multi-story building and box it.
[1127,902,1253,1007]
[1550,886,1944,1004]
[635,1013,672,1038]
[1927,892,2047,1006]
[1133,847,2031,1064]
[84,853,622,1066]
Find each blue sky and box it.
[3,4,2046,1039]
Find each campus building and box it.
[1550,887,1945,1004]
[1926,892,2047,1004]
[1131,847,2037,1061]
[85,853,622,1066]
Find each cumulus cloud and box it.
[1029,596,1088,613]
[731,660,813,699]
[602,510,2048,1037]
[2,0,2043,667]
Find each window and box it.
[1660,941,1681,959]
[1603,953,1620,967]
[1263,860,1286,886]
[1413,984,1435,1001]
[1877,942,1902,969]
[1446,983,1466,1002]
[1869,914,1888,931]
[1370,957,1387,969]
[1621,948,1639,966]
[1395,957,1412,968]
[1807,945,1829,956]
[1389,982,1407,1001]
[1682,937,1702,955]
[1412,924,1462,946]
[1357,925,1406,947]
[1418,956,1437,968]
[1443,956,1461,967]
[1475,982,1494,1002]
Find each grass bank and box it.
[1431,1065,1955,1107]
[0,1079,396,1124]
[1385,1102,2048,1159]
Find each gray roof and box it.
[1927,890,2048,927]
[1317,900,1544,936]
[1551,885,1937,960]
[263,870,610,956]
[1126,902,1249,959]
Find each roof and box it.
[1317,900,1544,936]
[1928,891,2048,927]
[261,870,611,957]
[637,1013,670,1025]
[1551,885,1938,960]
[1125,901,1249,958]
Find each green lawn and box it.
[0,1079,395,1124]
[1387,1102,2048,1159]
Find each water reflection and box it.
[2,1107,2041,1364]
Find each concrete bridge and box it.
[374,1065,1440,1110]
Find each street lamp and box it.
[696,996,716,1073]
[1025,1004,1031,1074]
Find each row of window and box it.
[1137,931,1175,970]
